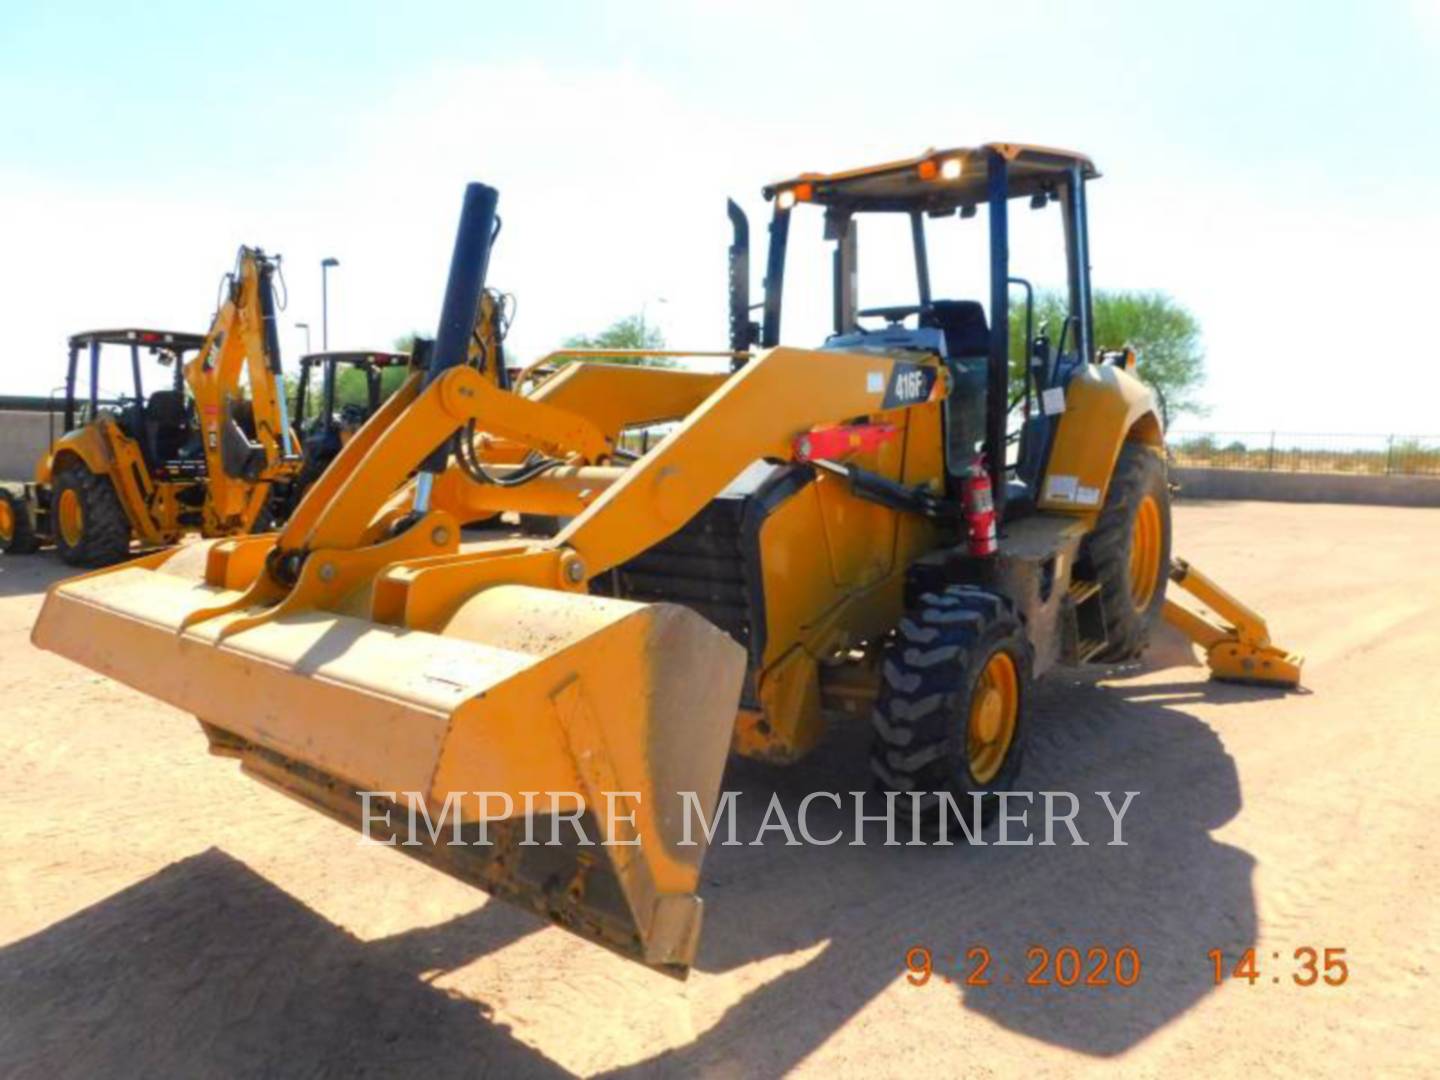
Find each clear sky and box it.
[3,0,1438,434]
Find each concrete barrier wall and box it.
[0,411,52,483]
[1174,467,1440,508]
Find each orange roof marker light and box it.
[918,155,964,182]
[763,144,1097,212]
[775,181,814,210]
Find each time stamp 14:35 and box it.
[903,946,1350,989]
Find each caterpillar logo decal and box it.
[881,362,938,409]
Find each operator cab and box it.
[63,329,208,477]
[273,350,413,519]
[728,143,1101,520]
[293,350,410,448]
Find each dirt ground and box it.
[0,500,1437,1078]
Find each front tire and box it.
[0,488,40,554]
[52,466,131,567]
[871,585,1033,828]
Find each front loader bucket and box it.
[33,542,747,975]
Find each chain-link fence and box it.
[1169,432,1440,477]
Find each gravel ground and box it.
[1,500,1436,1078]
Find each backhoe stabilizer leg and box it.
[1162,558,1303,688]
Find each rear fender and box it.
[1038,363,1163,513]
[42,427,112,483]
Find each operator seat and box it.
[924,301,990,477]
[924,300,1038,517]
[144,389,190,467]
[922,300,989,359]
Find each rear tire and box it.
[52,466,131,567]
[1082,442,1171,662]
[871,585,1033,829]
[0,488,40,554]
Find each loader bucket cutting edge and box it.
[32,541,748,973]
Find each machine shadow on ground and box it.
[612,638,1269,1076]
[0,628,1271,1078]
[0,556,72,599]
[0,849,568,1079]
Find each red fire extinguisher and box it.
[963,455,997,557]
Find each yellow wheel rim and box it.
[57,488,85,547]
[0,499,13,543]
[967,651,1019,784]
[1129,493,1162,611]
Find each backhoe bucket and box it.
[33,541,747,974]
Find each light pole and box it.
[321,257,339,349]
[295,321,311,354]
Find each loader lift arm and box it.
[1162,558,1303,687]
[350,344,945,632]
[177,336,948,638]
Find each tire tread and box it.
[53,467,131,567]
[870,585,1032,824]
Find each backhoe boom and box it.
[186,247,301,532]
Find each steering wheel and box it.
[338,403,368,429]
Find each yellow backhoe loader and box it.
[1,249,301,565]
[33,145,1300,976]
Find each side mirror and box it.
[1030,332,1051,366]
[1030,332,1055,390]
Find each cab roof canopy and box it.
[68,329,207,350]
[299,351,410,367]
[762,142,1099,214]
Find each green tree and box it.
[333,364,409,409]
[1009,289,1206,417]
[558,313,673,366]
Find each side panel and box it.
[739,400,946,761]
[1038,363,1163,513]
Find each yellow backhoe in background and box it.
[270,347,413,522]
[32,144,1300,976]
[1,248,301,565]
